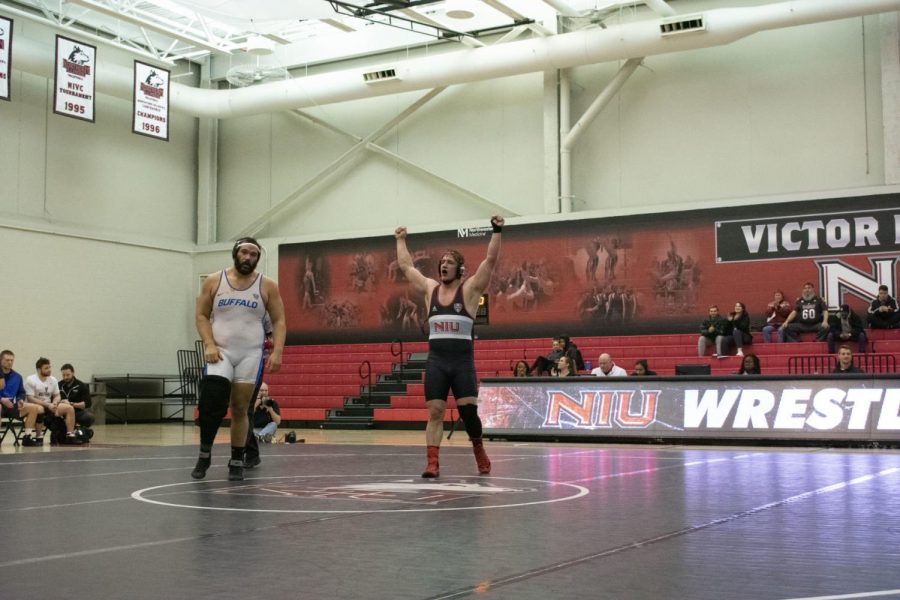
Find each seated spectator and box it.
[826,304,867,354]
[736,354,762,375]
[833,345,864,374]
[250,382,281,443]
[781,282,829,343]
[530,337,564,376]
[26,357,81,445]
[762,290,792,343]
[591,353,627,377]
[698,305,728,357]
[552,355,577,377]
[631,359,657,376]
[559,335,585,371]
[0,350,42,444]
[512,360,530,377]
[59,363,94,429]
[726,302,752,357]
[868,284,900,329]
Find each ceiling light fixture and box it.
[241,35,276,55]
[444,0,476,20]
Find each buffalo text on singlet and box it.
[211,270,266,349]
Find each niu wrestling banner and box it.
[278,192,899,345]
[132,61,169,141]
[480,377,900,442]
[0,16,11,101]
[53,35,96,122]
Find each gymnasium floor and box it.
[1,424,899,600]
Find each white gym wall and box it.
[0,1,897,378]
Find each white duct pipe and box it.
[559,70,572,213]
[644,0,677,17]
[564,57,642,151]
[560,57,642,214]
[10,0,900,118]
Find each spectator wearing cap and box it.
[826,304,867,354]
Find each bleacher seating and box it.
[269,328,900,426]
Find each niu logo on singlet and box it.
[432,321,460,333]
[543,389,660,428]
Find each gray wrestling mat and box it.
[1,442,899,599]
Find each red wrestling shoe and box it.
[422,445,440,478]
[472,438,491,475]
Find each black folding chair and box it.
[0,412,26,446]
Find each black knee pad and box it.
[199,376,231,424]
[457,404,483,440]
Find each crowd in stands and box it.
[516,283,898,378]
[695,283,895,361]
[1,351,94,446]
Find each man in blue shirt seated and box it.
[0,350,44,445]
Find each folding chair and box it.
[0,412,26,446]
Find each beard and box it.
[801,290,815,300]
[234,256,258,275]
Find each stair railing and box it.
[358,360,372,407]
[390,339,404,382]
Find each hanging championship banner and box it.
[132,60,169,141]
[53,35,96,122]
[0,16,12,101]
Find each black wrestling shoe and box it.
[21,436,38,447]
[243,455,261,469]
[64,434,83,445]
[191,456,211,480]
[228,459,244,481]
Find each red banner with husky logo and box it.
[278,193,899,345]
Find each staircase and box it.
[322,352,427,429]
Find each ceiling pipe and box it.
[9,0,900,118]
[643,0,677,17]
[560,57,642,213]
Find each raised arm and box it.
[395,226,432,298]
[466,215,504,297]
